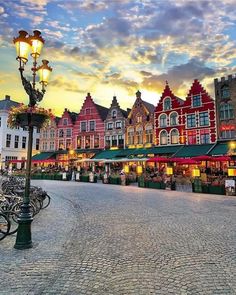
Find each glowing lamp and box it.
[13,30,31,63]
[136,165,143,174]
[29,30,44,59]
[69,149,75,156]
[37,59,52,86]
[124,165,129,173]
[166,167,173,175]
[228,168,236,176]
[192,168,200,177]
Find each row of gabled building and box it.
[40,79,217,153]
[0,74,235,167]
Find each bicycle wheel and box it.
[3,211,19,235]
[0,213,10,241]
[41,194,51,209]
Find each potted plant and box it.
[7,104,54,128]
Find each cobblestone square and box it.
[0,181,236,294]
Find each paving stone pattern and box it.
[0,181,236,295]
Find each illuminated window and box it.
[94,135,99,148]
[160,130,168,145]
[170,129,179,144]
[187,130,197,144]
[136,126,143,144]
[77,136,81,149]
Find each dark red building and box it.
[182,79,217,145]
[155,82,185,146]
[155,80,217,146]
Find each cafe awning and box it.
[173,144,214,158]
[32,152,56,161]
[208,142,229,156]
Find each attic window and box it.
[112,110,117,118]
[86,108,90,114]
[63,118,68,126]
[163,97,171,110]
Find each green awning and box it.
[32,152,56,160]
[94,149,125,159]
[209,143,229,156]
[173,144,214,158]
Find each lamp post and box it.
[13,30,52,249]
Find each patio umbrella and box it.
[169,157,185,163]
[177,158,200,165]
[146,157,170,163]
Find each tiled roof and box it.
[0,95,20,111]
[143,101,155,113]
[95,104,109,120]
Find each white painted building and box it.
[0,95,40,169]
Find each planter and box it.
[201,185,209,194]
[15,113,47,128]
[80,175,89,182]
[147,182,161,189]
[209,185,225,195]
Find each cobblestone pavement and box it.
[1,181,236,295]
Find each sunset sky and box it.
[0,0,236,115]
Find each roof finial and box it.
[166,80,168,85]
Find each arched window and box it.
[220,103,234,120]
[164,97,171,110]
[127,127,134,145]
[221,85,230,99]
[170,112,178,126]
[136,126,143,144]
[160,130,168,145]
[170,129,179,144]
[160,114,167,127]
[145,124,153,144]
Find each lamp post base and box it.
[14,203,33,250]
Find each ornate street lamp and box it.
[13,30,52,249]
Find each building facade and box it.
[126,90,155,148]
[56,108,77,150]
[39,117,58,152]
[214,75,236,140]
[104,96,128,149]
[73,93,109,150]
[155,82,185,146]
[183,79,217,145]
[0,95,40,168]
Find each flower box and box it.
[15,113,47,128]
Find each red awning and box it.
[177,159,200,165]
[146,157,170,163]
[192,155,214,161]
[212,156,231,162]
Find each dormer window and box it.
[112,110,117,118]
[164,97,171,110]
[192,95,201,107]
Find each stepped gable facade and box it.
[56,108,77,150]
[125,90,155,148]
[155,81,185,146]
[104,96,128,149]
[73,93,109,150]
[182,79,217,145]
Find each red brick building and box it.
[73,93,109,150]
[155,80,217,146]
[155,82,185,145]
[183,79,217,145]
